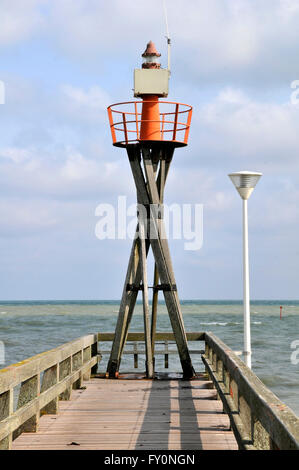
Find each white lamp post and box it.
[228,171,262,369]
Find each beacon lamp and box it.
[228,171,262,369]
[142,41,161,69]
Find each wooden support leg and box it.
[106,236,141,377]
[139,212,154,378]
[151,264,159,359]
[117,237,151,361]
[107,224,152,377]
[151,157,167,358]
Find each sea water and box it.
[0,300,298,416]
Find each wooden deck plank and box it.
[12,377,238,450]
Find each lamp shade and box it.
[228,171,262,200]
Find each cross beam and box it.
[106,144,195,379]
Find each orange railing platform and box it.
[107,100,192,148]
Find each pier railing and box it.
[0,331,298,450]
[203,332,299,450]
[98,332,205,369]
[0,334,99,450]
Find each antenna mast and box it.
[163,0,171,73]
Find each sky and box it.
[0,0,299,300]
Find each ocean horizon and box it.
[0,299,298,304]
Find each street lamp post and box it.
[228,171,262,369]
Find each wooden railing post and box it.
[72,350,83,389]
[230,378,239,411]
[40,364,59,415]
[252,416,271,450]
[83,346,92,381]
[0,389,13,449]
[239,393,252,442]
[59,357,72,400]
[91,340,98,375]
[164,340,169,369]
[14,374,40,439]
[212,351,217,371]
[217,357,223,382]
[223,366,230,394]
[133,343,138,369]
[204,343,209,379]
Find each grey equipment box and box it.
[134,69,169,97]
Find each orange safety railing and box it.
[107,101,192,148]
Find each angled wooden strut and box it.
[107,144,195,379]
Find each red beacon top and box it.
[107,41,192,148]
[142,41,161,69]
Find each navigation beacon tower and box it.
[106,41,194,379]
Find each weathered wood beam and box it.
[139,213,154,378]
[99,332,205,342]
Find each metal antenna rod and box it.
[163,0,171,73]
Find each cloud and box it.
[0,0,44,46]
[168,0,299,86]
[2,1,299,88]
[47,0,164,56]
[60,84,111,125]
[2,1,299,89]
[29,0,298,88]
[0,145,131,200]
[0,147,32,164]
[0,199,58,237]
[193,87,299,171]
[62,85,109,110]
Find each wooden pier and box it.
[11,377,237,450]
[0,332,298,451]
